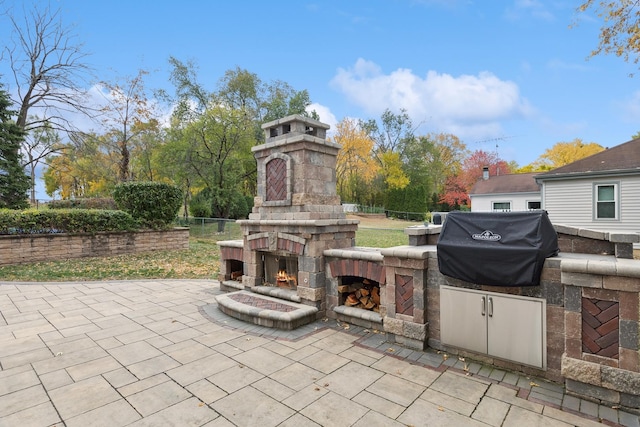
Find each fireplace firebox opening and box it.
[338,276,381,312]
[263,253,298,289]
[228,260,243,282]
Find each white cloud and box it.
[307,103,337,130]
[330,58,533,141]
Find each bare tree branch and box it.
[5,2,95,133]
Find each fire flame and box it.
[276,270,297,286]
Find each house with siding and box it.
[469,168,541,212]
[535,138,640,237]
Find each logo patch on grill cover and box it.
[471,230,502,241]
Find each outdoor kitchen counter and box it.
[323,246,384,262]
[559,252,640,279]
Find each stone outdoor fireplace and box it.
[232,115,359,311]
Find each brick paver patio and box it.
[0,279,638,426]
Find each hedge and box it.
[0,209,138,235]
[113,181,182,228]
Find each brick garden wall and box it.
[0,228,189,266]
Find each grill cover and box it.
[437,211,558,287]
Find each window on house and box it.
[527,201,541,210]
[492,202,511,212]
[595,183,618,219]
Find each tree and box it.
[0,85,30,209]
[577,1,640,72]
[533,139,604,169]
[129,119,164,182]
[179,106,254,227]
[160,59,316,217]
[440,175,470,209]
[333,118,378,204]
[439,149,512,210]
[357,109,416,206]
[4,3,92,134]
[98,70,156,182]
[402,133,468,199]
[43,132,118,199]
[361,108,415,154]
[21,119,62,203]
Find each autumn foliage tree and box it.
[577,1,640,73]
[439,150,512,209]
[333,118,378,204]
[533,138,604,169]
[98,70,156,182]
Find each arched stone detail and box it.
[328,259,386,285]
[246,232,305,255]
[276,232,306,255]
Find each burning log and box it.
[275,270,297,288]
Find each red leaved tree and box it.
[439,150,513,209]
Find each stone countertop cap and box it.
[216,240,244,248]
[554,223,640,243]
[609,232,640,243]
[404,225,443,236]
[324,247,383,262]
[560,255,640,278]
[379,245,433,259]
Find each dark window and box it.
[595,184,617,219]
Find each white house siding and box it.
[470,192,540,212]
[542,175,640,235]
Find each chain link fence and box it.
[175,217,242,240]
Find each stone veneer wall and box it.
[560,258,640,409]
[0,228,189,266]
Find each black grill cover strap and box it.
[436,211,559,287]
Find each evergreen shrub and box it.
[113,181,182,228]
[0,209,137,234]
[48,198,118,210]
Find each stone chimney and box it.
[248,114,345,221]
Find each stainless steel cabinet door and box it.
[487,294,546,369]
[440,286,487,354]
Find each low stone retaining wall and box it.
[0,228,189,266]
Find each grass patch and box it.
[0,238,221,282]
[0,217,422,282]
[355,227,409,248]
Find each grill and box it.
[436,211,558,287]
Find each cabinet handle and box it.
[481,296,486,316]
[488,297,493,317]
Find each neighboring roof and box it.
[536,138,640,181]
[470,172,540,195]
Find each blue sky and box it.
[2,0,639,196]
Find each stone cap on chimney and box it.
[262,114,330,142]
